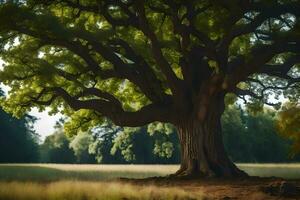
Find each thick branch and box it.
[233,75,300,106]
[226,41,300,89]
[218,1,300,73]
[135,0,182,96]
[260,55,300,78]
[50,87,173,127]
[221,2,300,50]
[13,19,167,103]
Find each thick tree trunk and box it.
[173,97,247,178]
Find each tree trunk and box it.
[173,97,247,178]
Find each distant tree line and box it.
[0,90,39,163]
[222,106,294,163]
[0,102,299,164]
[39,121,180,164]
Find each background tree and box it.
[277,102,300,156]
[69,131,97,163]
[0,0,300,177]
[222,105,292,163]
[39,126,76,163]
[0,89,39,163]
[111,124,180,164]
[38,105,300,164]
[39,120,180,164]
[88,122,125,164]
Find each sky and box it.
[29,108,62,141]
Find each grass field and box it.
[0,163,300,200]
[0,181,204,200]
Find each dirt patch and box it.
[261,181,300,198]
[118,176,300,200]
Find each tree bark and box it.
[173,96,247,178]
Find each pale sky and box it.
[29,108,62,142]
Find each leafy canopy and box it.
[0,0,299,135]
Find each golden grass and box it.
[1,164,300,200]
[1,163,300,180]
[238,163,300,168]
[0,181,204,200]
[0,164,179,173]
[237,163,300,179]
[0,164,179,182]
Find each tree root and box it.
[169,165,248,179]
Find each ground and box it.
[0,164,300,200]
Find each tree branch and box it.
[260,55,300,78]
[49,87,173,127]
[134,0,182,96]
[11,15,168,103]
[226,41,300,89]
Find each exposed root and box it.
[168,166,187,178]
[169,164,248,179]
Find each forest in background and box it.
[0,100,299,164]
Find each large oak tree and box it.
[0,0,300,177]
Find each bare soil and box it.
[119,176,300,200]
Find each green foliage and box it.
[2,0,296,122]
[222,105,292,162]
[37,106,299,164]
[111,128,139,162]
[39,128,76,163]
[0,2,153,119]
[87,122,125,164]
[110,126,180,164]
[277,103,300,156]
[147,122,178,159]
[153,141,174,158]
[0,0,299,165]
[0,92,39,163]
[69,131,96,163]
[39,120,181,164]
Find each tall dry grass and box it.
[0,181,204,200]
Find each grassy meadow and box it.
[0,164,300,200]
[0,181,204,200]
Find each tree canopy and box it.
[0,0,299,177]
[0,0,299,127]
